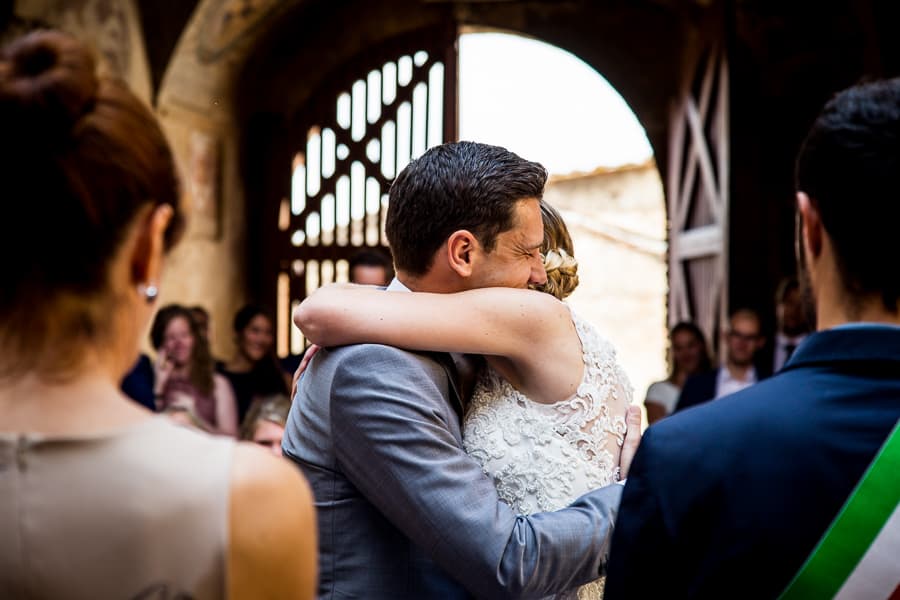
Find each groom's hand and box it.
[618,405,643,480]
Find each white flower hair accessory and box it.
[543,248,577,273]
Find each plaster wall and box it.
[543,163,668,404]
[13,0,152,103]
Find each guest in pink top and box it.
[151,304,238,436]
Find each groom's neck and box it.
[397,270,466,294]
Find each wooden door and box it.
[667,41,730,354]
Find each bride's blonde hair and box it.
[535,202,579,300]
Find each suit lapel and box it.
[429,351,465,423]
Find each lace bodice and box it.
[462,309,632,599]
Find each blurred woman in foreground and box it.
[0,30,315,599]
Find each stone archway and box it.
[154,0,709,362]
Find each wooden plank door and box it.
[667,41,729,353]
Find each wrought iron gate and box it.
[272,27,458,356]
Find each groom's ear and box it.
[446,230,477,278]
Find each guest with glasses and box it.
[675,308,768,411]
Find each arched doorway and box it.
[260,24,674,400]
[456,30,666,403]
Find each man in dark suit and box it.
[675,308,767,411]
[607,78,900,598]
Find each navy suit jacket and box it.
[606,325,900,599]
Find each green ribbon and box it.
[780,419,900,599]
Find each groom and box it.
[283,141,640,599]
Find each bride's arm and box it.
[293,283,571,363]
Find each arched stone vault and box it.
[155,0,697,358]
[12,0,891,357]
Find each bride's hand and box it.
[291,344,321,398]
[618,405,643,480]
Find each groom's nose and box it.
[529,260,548,287]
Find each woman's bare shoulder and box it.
[228,444,317,599]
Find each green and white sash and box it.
[780,420,900,600]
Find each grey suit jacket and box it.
[283,342,623,599]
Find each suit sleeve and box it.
[330,344,622,600]
[605,427,675,599]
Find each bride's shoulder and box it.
[567,310,616,352]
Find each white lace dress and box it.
[462,309,632,600]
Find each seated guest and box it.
[241,394,292,457]
[189,305,212,341]
[676,308,768,411]
[280,249,395,375]
[0,30,315,599]
[644,321,712,424]
[348,248,393,286]
[219,305,289,422]
[151,304,239,436]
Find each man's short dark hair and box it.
[795,78,900,311]
[386,141,548,275]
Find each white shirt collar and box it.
[715,364,757,399]
[386,277,411,292]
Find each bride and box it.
[295,202,633,599]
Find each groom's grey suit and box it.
[284,329,623,599]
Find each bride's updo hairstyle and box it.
[0,30,183,379]
[537,202,579,300]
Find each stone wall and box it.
[5,0,257,359]
[12,0,152,103]
[4,1,676,376]
[543,162,668,404]
[153,0,289,360]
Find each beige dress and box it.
[0,416,234,600]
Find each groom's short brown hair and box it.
[386,141,547,276]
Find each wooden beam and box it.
[674,225,722,260]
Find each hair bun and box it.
[0,30,98,147]
[540,248,579,300]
